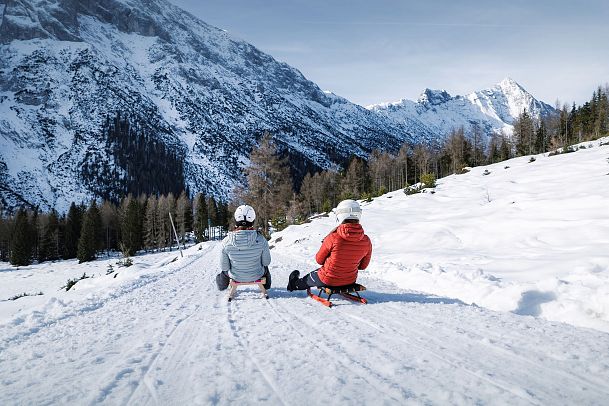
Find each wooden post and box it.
[168,212,183,257]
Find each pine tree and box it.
[77,201,101,263]
[207,196,218,227]
[120,195,142,256]
[144,195,158,251]
[63,203,83,259]
[340,156,368,199]
[486,135,501,164]
[100,200,119,254]
[193,192,208,242]
[535,120,548,154]
[0,205,9,262]
[10,208,32,266]
[499,133,512,161]
[176,191,192,244]
[29,208,39,261]
[156,195,170,250]
[39,209,60,262]
[513,109,536,156]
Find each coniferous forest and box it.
[1,85,608,266]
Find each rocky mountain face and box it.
[368,77,556,141]
[0,0,411,211]
[0,0,556,212]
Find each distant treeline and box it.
[0,193,229,266]
[1,85,607,266]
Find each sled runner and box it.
[307,283,367,307]
[228,277,268,301]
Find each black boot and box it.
[287,270,300,292]
[263,266,271,289]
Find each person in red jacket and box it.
[287,199,372,291]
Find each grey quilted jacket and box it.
[220,229,271,282]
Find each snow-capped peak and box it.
[417,88,453,106]
[369,78,556,142]
[469,77,555,124]
[498,76,524,90]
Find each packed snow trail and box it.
[1,243,609,405]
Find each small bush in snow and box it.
[529,157,536,163]
[563,145,576,154]
[361,192,373,202]
[504,166,510,169]
[106,264,115,275]
[420,173,436,188]
[8,292,43,301]
[404,184,422,195]
[483,169,491,176]
[579,145,586,149]
[117,258,133,267]
[64,273,90,291]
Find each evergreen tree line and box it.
[81,112,187,203]
[512,85,609,155]
[0,192,230,266]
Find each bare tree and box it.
[144,195,158,251]
[242,132,293,235]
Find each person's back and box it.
[287,199,372,291]
[221,229,270,282]
[316,221,371,286]
[216,205,271,290]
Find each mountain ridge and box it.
[0,0,556,212]
[0,0,411,211]
[368,77,556,139]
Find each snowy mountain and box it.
[1,137,609,404]
[0,0,409,211]
[368,77,556,140]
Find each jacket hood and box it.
[225,229,259,248]
[336,223,366,242]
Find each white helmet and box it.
[234,205,256,224]
[335,199,362,223]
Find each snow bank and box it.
[0,244,206,327]
[272,137,609,332]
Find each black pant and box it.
[291,270,327,291]
[216,267,271,290]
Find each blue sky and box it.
[170,0,609,106]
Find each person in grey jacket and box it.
[216,205,272,290]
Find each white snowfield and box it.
[1,138,609,405]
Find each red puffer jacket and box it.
[316,223,372,286]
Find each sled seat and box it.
[307,283,367,307]
[228,277,268,301]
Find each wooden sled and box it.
[228,277,268,301]
[307,283,367,308]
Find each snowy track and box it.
[2,243,609,405]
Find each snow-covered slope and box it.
[0,0,408,211]
[273,137,609,332]
[1,138,608,404]
[369,77,556,141]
